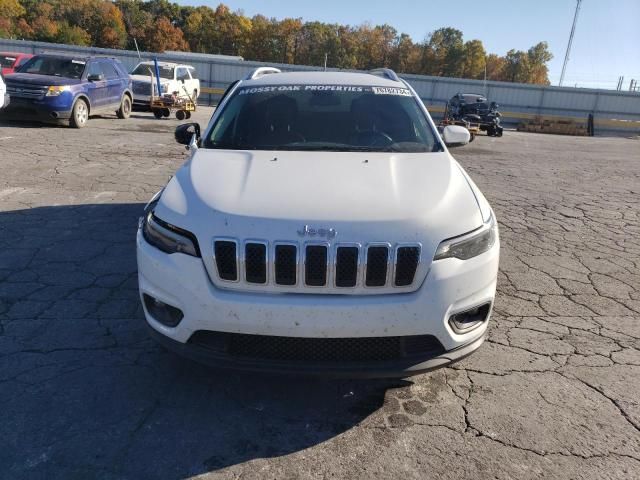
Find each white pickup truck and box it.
[130,61,199,108]
[137,67,499,378]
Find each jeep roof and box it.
[240,70,405,88]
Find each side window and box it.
[188,67,197,80]
[86,61,103,79]
[101,61,120,80]
[176,67,189,81]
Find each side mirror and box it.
[442,125,470,148]
[87,73,104,82]
[175,122,201,146]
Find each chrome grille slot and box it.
[214,240,238,281]
[244,243,266,284]
[304,245,328,286]
[335,246,359,287]
[395,246,421,286]
[275,244,297,285]
[365,246,389,287]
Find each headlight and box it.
[142,211,200,257]
[46,85,71,96]
[434,214,498,261]
[161,83,169,93]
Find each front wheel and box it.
[152,109,163,119]
[70,98,89,128]
[117,95,131,119]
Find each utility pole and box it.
[483,56,488,97]
[559,0,582,87]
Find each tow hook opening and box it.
[448,302,492,334]
[50,112,59,119]
[143,293,184,327]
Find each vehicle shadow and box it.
[0,203,406,479]
[0,117,62,128]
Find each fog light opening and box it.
[143,294,184,327]
[50,112,59,119]
[449,302,491,334]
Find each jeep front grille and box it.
[212,239,422,294]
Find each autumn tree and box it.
[146,16,189,51]
[426,27,465,77]
[527,42,553,85]
[485,53,506,81]
[461,39,486,79]
[0,0,553,84]
[0,0,25,37]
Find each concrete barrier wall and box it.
[1,38,639,134]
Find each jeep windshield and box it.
[205,85,442,152]
[131,64,174,79]
[17,56,86,79]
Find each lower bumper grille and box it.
[188,331,444,362]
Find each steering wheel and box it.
[353,130,393,147]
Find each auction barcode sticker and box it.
[371,86,412,96]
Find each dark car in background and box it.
[2,54,132,128]
[447,93,503,137]
[1,52,33,76]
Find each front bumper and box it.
[137,228,499,377]
[1,97,72,122]
[148,324,486,378]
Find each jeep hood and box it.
[155,150,483,251]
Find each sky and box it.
[175,0,640,90]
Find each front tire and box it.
[117,95,131,119]
[70,98,89,128]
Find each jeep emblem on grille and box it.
[297,225,337,239]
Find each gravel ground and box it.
[1,108,639,479]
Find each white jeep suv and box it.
[130,61,200,108]
[137,67,499,377]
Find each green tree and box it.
[461,39,486,79]
[527,41,553,84]
[426,27,464,77]
[56,22,91,46]
[485,53,506,81]
[503,49,530,83]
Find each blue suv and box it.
[3,54,132,128]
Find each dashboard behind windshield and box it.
[205,84,441,152]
